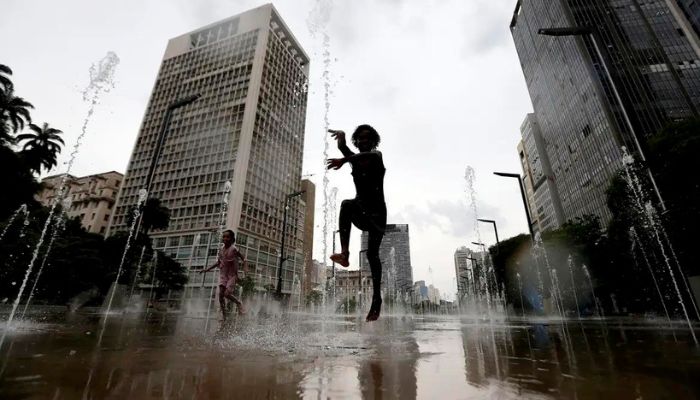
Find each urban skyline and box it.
[8,1,700,299]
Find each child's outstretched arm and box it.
[326,151,382,170]
[329,129,355,158]
[200,259,219,274]
[238,249,249,273]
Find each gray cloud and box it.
[390,197,503,241]
[460,1,513,56]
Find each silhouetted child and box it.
[200,230,247,321]
[326,125,386,321]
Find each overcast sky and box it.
[1,0,534,299]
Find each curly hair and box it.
[351,124,381,149]
[222,229,236,243]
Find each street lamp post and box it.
[537,26,667,211]
[276,190,305,298]
[135,94,201,236]
[477,218,500,247]
[359,249,368,309]
[332,229,340,295]
[493,172,535,238]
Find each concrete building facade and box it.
[359,224,413,296]
[511,0,700,224]
[518,113,565,232]
[37,171,123,235]
[108,4,309,296]
[454,246,477,303]
[301,179,316,296]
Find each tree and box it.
[0,84,33,146]
[647,117,700,276]
[17,122,65,173]
[126,197,171,234]
[0,146,40,220]
[150,250,187,296]
[0,64,13,93]
[239,275,256,298]
[305,290,322,306]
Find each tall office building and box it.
[675,0,700,38]
[359,224,414,295]
[454,246,473,302]
[108,4,310,295]
[301,179,316,296]
[511,0,700,223]
[518,114,565,232]
[517,140,539,232]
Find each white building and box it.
[108,4,310,297]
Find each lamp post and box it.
[477,218,500,247]
[537,26,667,211]
[359,249,368,309]
[332,229,340,295]
[276,190,305,298]
[493,172,535,238]
[135,94,201,236]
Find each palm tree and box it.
[17,123,65,173]
[0,85,33,145]
[0,64,13,92]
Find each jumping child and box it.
[326,125,386,321]
[200,229,248,321]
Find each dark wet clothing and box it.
[338,144,386,303]
[339,146,387,231]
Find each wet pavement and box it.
[1,310,699,399]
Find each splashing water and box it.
[567,255,581,319]
[102,189,148,322]
[308,0,334,310]
[204,181,233,331]
[0,204,28,241]
[20,215,67,319]
[629,228,675,339]
[0,52,119,352]
[620,147,698,345]
[127,246,147,307]
[581,265,602,319]
[464,166,500,379]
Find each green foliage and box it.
[151,250,187,294]
[0,146,40,220]
[0,207,186,308]
[126,197,171,234]
[647,118,700,276]
[263,283,276,293]
[337,296,357,313]
[238,275,256,298]
[305,290,322,306]
[17,122,65,173]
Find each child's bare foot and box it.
[366,298,382,322]
[237,305,246,315]
[330,253,350,267]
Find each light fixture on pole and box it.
[276,190,306,298]
[493,172,535,238]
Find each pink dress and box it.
[217,245,243,293]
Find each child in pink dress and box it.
[200,230,248,321]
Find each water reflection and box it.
[0,312,699,399]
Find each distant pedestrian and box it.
[200,230,247,322]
